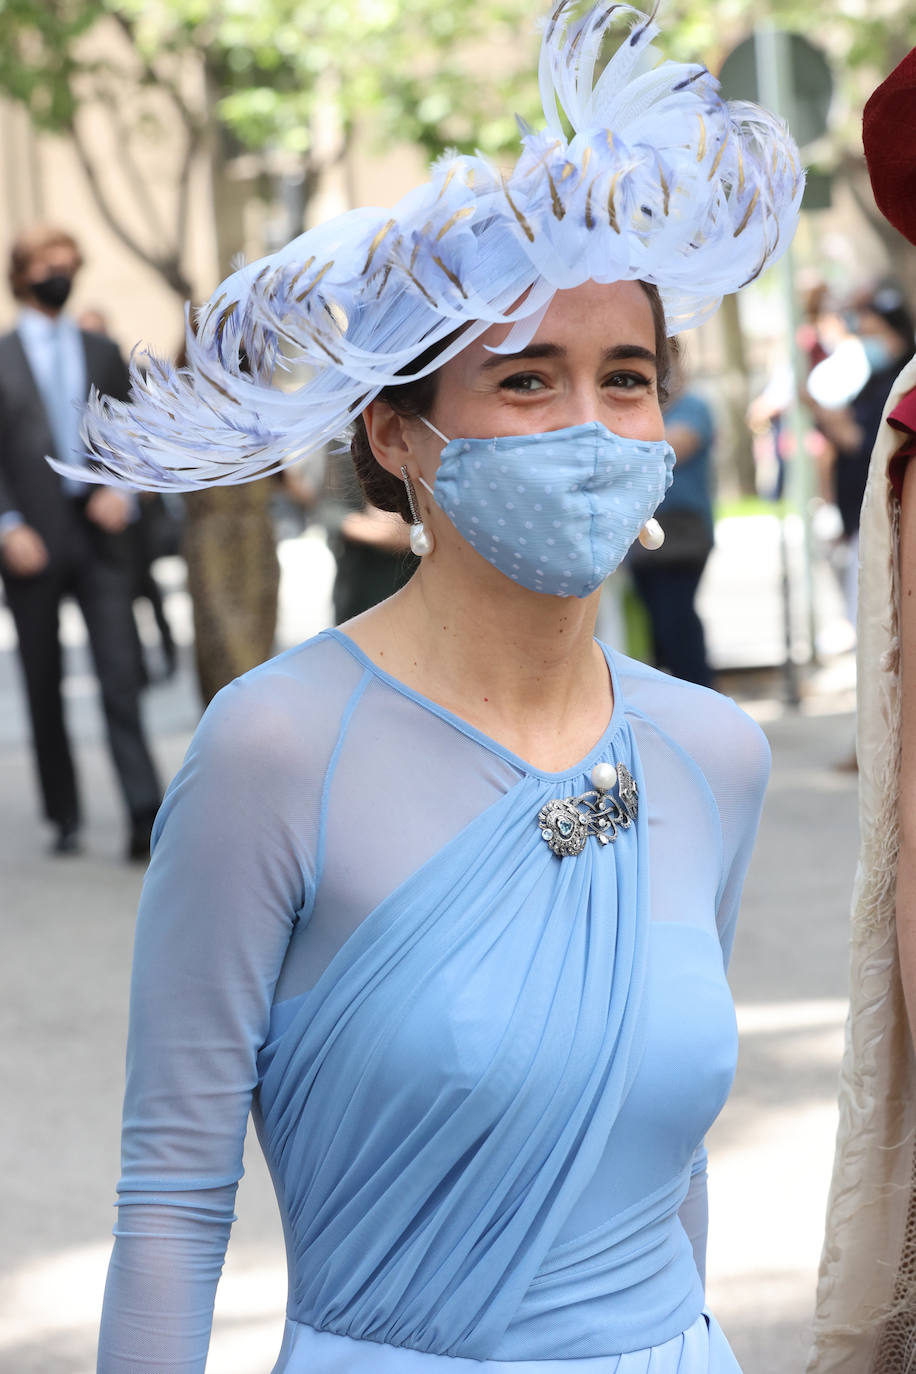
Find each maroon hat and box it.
[863,47,916,246]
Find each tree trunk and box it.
[717,292,757,497]
[203,65,250,281]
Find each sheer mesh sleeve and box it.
[618,656,771,964]
[97,667,322,1373]
[705,704,771,972]
[673,697,769,1290]
[677,688,770,1292]
[620,659,771,1295]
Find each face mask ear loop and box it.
[417,417,447,501]
[419,416,450,446]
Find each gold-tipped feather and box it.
[295,259,334,304]
[433,256,469,298]
[362,220,397,276]
[501,176,536,242]
[607,171,622,233]
[732,187,760,237]
[435,206,475,241]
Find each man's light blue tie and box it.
[46,324,87,499]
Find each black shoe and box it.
[52,822,81,856]
[127,811,156,863]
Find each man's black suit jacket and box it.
[0,326,131,564]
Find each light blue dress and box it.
[98,630,769,1373]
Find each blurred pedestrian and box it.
[747,281,839,502]
[809,284,915,629]
[77,306,109,335]
[79,305,180,682]
[128,491,181,682]
[0,226,160,859]
[810,47,916,1373]
[627,354,715,686]
[321,444,418,622]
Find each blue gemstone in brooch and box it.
[537,762,638,858]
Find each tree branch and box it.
[175,123,202,255]
[109,10,205,141]
[70,116,192,299]
[106,101,172,250]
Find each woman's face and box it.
[855,307,911,365]
[414,280,665,476]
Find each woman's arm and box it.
[664,392,713,468]
[678,1146,709,1288]
[809,401,864,457]
[675,699,771,1288]
[897,458,916,1052]
[98,675,314,1372]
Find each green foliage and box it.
[661,0,916,123]
[0,0,543,162]
[3,0,915,167]
[662,0,916,69]
[0,0,100,129]
[4,0,915,300]
[209,0,545,163]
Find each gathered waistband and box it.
[271,1312,741,1373]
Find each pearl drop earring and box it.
[637,518,665,551]
[400,466,435,557]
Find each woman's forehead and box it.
[466,281,657,367]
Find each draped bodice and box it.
[98,631,769,1373]
[257,916,735,1361]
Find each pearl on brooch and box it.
[591,762,618,793]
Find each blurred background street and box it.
[1,547,857,1373]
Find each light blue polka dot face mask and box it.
[419,419,675,598]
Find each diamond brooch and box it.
[537,762,638,858]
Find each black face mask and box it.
[29,274,73,311]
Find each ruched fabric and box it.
[273,1310,740,1372]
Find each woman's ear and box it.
[363,400,414,478]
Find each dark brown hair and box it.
[350,282,672,522]
[8,226,83,301]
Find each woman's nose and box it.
[548,389,600,431]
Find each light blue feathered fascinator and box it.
[63,1,803,490]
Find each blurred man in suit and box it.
[0,226,160,859]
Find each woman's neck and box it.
[343,557,613,770]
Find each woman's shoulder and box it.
[613,649,771,796]
[190,631,366,771]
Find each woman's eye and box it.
[498,373,547,393]
[608,371,653,391]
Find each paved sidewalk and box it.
[0,547,857,1373]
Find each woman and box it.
[65,6,803,1371]
[809,45,916,1374]
[627,356,716,687]
[809,285,915,634]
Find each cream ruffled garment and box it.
[810,354,916,1373]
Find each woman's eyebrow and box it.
[603,345,657,367]
[479,342,657,370]
[479,343,564,370]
